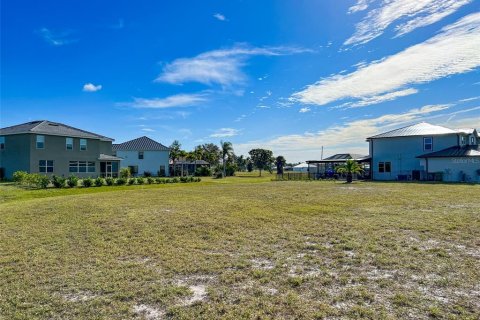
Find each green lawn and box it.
[1,176,479,319]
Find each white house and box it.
[367,122,479,182]
[293,162,317,172]
[113,136,170,176]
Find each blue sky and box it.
[1,0,479,162]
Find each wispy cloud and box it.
[345,0,472,46]
[155,44,311,87]
[235,104,453,161]
[459,96,480,102]
[293,13,480,107]
[36,28,77,46]
[141,128,155,132]
[210,128,241,138]
[339,88,419,108]
[348,0,372,14]
[213,13,226,21]
[299,107,311,113]
[83,83,102,92]
[119,93,207,109]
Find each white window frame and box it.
[80,139,87,151]
[66,137,73,150]
[423,137,433,151]
[36,135,45,149]
[39,160,54,173]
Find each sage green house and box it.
[0,120,122,179]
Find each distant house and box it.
[367,122,479,182]
[171,159,210,176]
[307,153,371,179]
[0,120,122,179]
[113,136,170,177]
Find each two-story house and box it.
[113,136,170,177]
[0,120,122,179]
[367,122,479,182]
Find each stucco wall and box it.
[371,134,458,181]
[116,150,170,176]
[0,134,31,179]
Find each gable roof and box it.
[0,120,113,141]
[323,153,369,161]
[367,122,458,139]
[417,145,480,158]
[113,136,169,151]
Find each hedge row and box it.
[12,171,201,189]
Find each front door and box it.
[100,161,113,178]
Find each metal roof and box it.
[323,153,369,161]
[113,136,169,151]
[0,120,113,141]
[417,145,480,158]
[174,160,210,165]
[367,122,458,139]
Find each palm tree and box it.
[169,140,181,177]
[335,159,363,183]
[178,150,188,176]
[220,141,234,178]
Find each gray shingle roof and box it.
[417,145,480,158]
[112,136,169,151]
[367,122,458,139]
[0,120,113,141]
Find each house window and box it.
[470,136,475,145]
[138,151,144,159]
[69,161,95,173]
[378,162,391,173]
[39,160,54,173]
[80,139,87,151]
[423,137,433,151]
[0,136,4,150]
[36,135,45,149]
[66,137,73,150]
[159,165,166,176]
[129,165,138,175]
[460,136,466,145]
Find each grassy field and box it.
[1,174,479,319]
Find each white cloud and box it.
[458,96,480,102]
[141,128,155,132]
[213,13,226,21]
[341,88,419,108]
[83,83,102,92]
[156,44,310,87]
[235,104,451,162]
[37,28,77,46]
[210,128,240,138]
[299,107,311,113]
[348,0,372,14]
[120,93,207,109]
[345,0,472,46]
[294,13,480,107]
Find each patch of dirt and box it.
[61,291,97,302]
[133,304,164,320]
[181,285,207,306]
[251,258,275,270]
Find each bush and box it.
[105,177,114,186]
[94,177,104,187]
[51,175,66,188]
[195,166,211,177]
[67,175,79,188]
[157,170,166,177]
[180,176,188,183]
[196,177,202,182]
[165,178,171,183]
[171,177,179,183]
[188,176,194,182]
[13,171,28,184]
[82,177,93,188]
[116,177,127,185]
[137,177,145,184]
[120,167,131,179]
[155,177,163,184]
[26,174,50,189]
[143,171,152,177]
[147,177,154,184]
[128,178,136,185]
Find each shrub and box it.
[13,171,28,184]
[143,171,152,177]
[105,177,114,186]
[157,170,166,177]
[82,177,93,188]
[94,177,104,187]
[172,177,179,183]
[188,176,194,182]
[180,176,188,183]
[137,177,145,184]
[155,177,162,184]
[27,174,50,189]
[51,175,66,188]
[116,177,127,185]
[120,167,131,179]
[67,175,79,188]
[128,178,136,185]
[195,166,211,177]
[146,177,154,184]
[165,178,171,183]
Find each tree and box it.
[169,140,182,176]
[199,143,221,165]
[246,157,253,172]
[248,149,273,176]
[178,150,188,176]
[275,156,286,175]
[236,155,247,172]
[335,159,363,183]
[220,141,234,178]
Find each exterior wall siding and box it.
[371,134,458,181]
[0,134,31,179]
[423,158,480,182]
[116,150,170,176]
